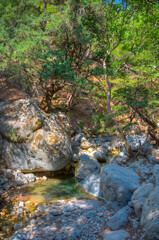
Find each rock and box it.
[80,141,93,150]
[147,155,159,165]
[50,211,62,216]
[138,141,153,156]
[93,150,108,162]
[42,176,47,180]
[140,186,159,240]
[100,164,140,210]
[0,177,8,185]
[2,182,10,190]
[10,232,27,240]
[103,230,130,240]
[72,154,79,163]
[110,152,128,165]
[0,99,72,171]
[75,154,100,180]
[5,169,12,179]
[24,173,36,182]
[73,132,87,143]
[131,183,154,219]
[79,173,104,199]
[107,206,131,230]
[72,141,80,147]
[17,202,24,219]
[97,145,109,155]
[14,223,23,231]
[152,164,159,186]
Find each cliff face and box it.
[0,99,72,171]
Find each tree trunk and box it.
[103,60,112,114]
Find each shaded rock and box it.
[72,141,80,147]
[0,99,72,171]
[10,233,27,240]
[147,155,159,165]
[72,154,80,163]
[131,183,154,219]
[140,186,159,240]
[152,164,159,186]
[97,145,109,155]
[138,141,153,156]
[110,152,128,165]
[100,164,140,210]
[93,150,108,162]
[73,132,87,143]
[2,182,10,190]
[103,230,130,240]
[75,154,100,180]
[0,177,8,185]
[79,173,104,199]
[107,206,131,230]
[5,169,12,179]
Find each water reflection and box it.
[22,176,94,203]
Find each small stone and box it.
[50,211,62,216]
[43,176,47,180]
[14,223,23,230]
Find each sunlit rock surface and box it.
[0,99,72,171]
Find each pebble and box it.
[9,199,144,240]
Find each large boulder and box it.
[140,186,159,240]
[107,206,131,230]
[131,183,154,219]
[75,154,100,180]
[100,164,140,210]
[78,173,104,199]
[0,99,72,171]
[152,164,159,186]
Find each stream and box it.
[20,176,95,203]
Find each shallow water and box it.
[22,176,95,203]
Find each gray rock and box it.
[10,233,27,240]
[139,141,153,156]
[103,230,130,240]
[72,154,80,163]
[72,141,80,147]
[147,155,159,165]
[110,152,128,165]
[107,206,131,230]
[2,182,10,190]
[14,223,23,230]
[50,211,62,216]
[100,164,140,210]
[152,164,159,186]
[75,154,100,180]
[140,186,159,240]
[79,173,104,199]
[5,169,12,179]
[17,202,24,219]
[93,150,108,162]
[130,219,139,229]
[0,99,72,171]
[97,146,109,155]
[24,173,36,182]
[131,183,154,219]
[73,132,87,143]
[0,177,8,185]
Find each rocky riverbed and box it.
[0,99,159,239]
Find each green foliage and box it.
[0,0,158,133]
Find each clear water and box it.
[22,176,95,203]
